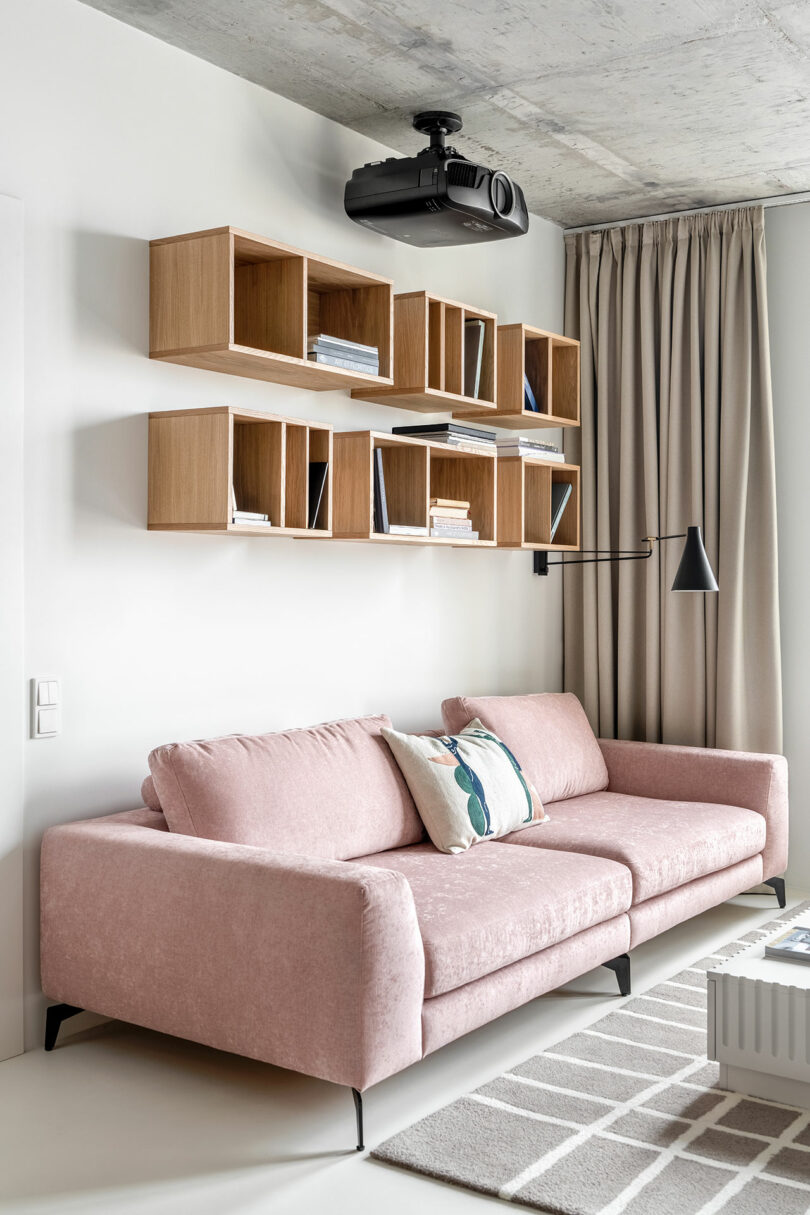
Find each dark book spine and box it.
[373,448,389,534]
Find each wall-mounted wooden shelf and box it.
[149,227,394,392]
[462,324,580,429]
[148,406,332,537]
[497,457,580,550]
[351,291,497,414]
[333,431,496,546]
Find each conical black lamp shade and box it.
[671,525,718,592]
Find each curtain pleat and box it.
[563,207,782,753]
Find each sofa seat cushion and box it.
[148,714,424,859]
[499,791,766,904]
[441,692,609,804]
[354,842,632,997]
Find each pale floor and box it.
[0,892,804,1215]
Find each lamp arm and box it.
[534,533,687,575]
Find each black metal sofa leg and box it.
[765,877,787,909]
[603,954,631,997]
[352,1087,364,1151]
[44,1003,83,1051]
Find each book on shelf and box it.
[496,437,560,451]
[432,513,472,527]
[430,505,470,520]
[373,448,389,534]
[308,343,379,367]
[393,423,496,442]
[464,318,485,398]
[431,497,470,510]
[430,527,479,540]
[388,524,429,537]
[232,509,269,521]
[765,926,810,963]
[307,351,379,375]
[550,482,573,539]
[307,461,329,529]
[498,446,565,462]
[524,373,539,412]
[307,333,379,358]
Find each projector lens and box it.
[490,171,515,217]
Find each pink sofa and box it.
[39,693,788,1150]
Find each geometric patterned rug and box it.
[372,901,810,1214]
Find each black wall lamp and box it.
[533,524,719,592]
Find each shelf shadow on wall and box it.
[71,228,148,355]
[71,414,147,535]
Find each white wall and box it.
[0,195,25,1060]
[766,204,810,892]
[0,0,564,1045]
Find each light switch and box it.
[37,707,60,735]
[31,677,61,738]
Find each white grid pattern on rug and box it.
[373,901,810,1215]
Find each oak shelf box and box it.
[149,227,394,391]
[497,457,580,550]
[463,323,580,429]
[148,406,332,537]
[333,431,496,546]
[351,291,497,414]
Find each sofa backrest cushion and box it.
[148,714,425,859]
[140,775,161,812]
[441,692,609,804]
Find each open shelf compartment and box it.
[351,291,497,414]
[148,406,332,537]
[150,227,393,391]
[333,431,496,546]
[464,323,580,429]
[497,457,580,550]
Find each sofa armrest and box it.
[598,739,788,880]
[41,811,425,1090]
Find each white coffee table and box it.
[708,926,810,1109]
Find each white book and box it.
[388,524,429,536]
[498,448,565,462]
[431,528,479,540]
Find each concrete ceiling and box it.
[80,0,810,227]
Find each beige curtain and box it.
[563,206,782,753]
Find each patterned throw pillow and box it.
[381,718,549,854]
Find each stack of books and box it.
[392,423,496,453]
[430,498,478,541]
[307,333,379,375]
[497,436,565,461]
[230,486,271,526]
[765,926,810,964]
[232,510,270,526]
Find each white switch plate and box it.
[31,678,61,738]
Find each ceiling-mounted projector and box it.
[344,111,529,247]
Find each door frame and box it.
[0,193,25,1060]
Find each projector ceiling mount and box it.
[344,108,529,247]
[412,110,463,158]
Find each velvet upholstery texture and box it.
[628,856,764,948]
[500,790,765,903]
[421,916,631,1056]
[599,738,789,879]
[441,692,609,804]
[148,714,425,859]
[140,775,161,812]
[40,811,425,1090]
[354,842,632,997]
